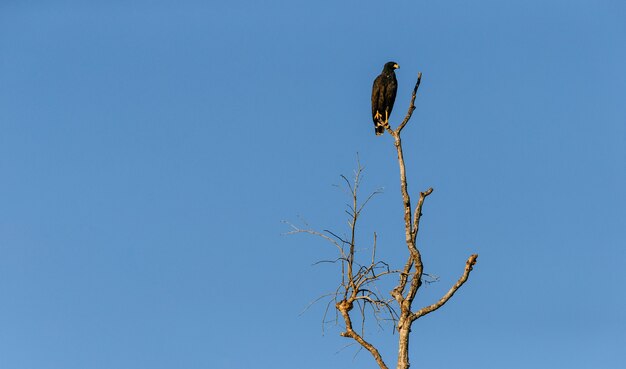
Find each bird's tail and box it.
[374,123,385,135]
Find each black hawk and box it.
[371,61,399,135]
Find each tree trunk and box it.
[397,324,411,369]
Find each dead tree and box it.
[288,72,478,369]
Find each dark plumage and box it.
[371,61,399,135]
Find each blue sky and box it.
[1,1,625,368]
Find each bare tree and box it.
[287,72,478,369]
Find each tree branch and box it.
[337,300,390,369]
[396,72,422,134]
[411,254,478,321]
[412,187,433,243]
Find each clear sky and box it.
[1,1,625,368]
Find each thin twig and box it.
[396,72,422,133]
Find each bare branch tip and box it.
[467,254,478,267]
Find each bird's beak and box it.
[394,64,400,69]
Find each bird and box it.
[371,61,399,135]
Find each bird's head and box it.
[384,61,400,71]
